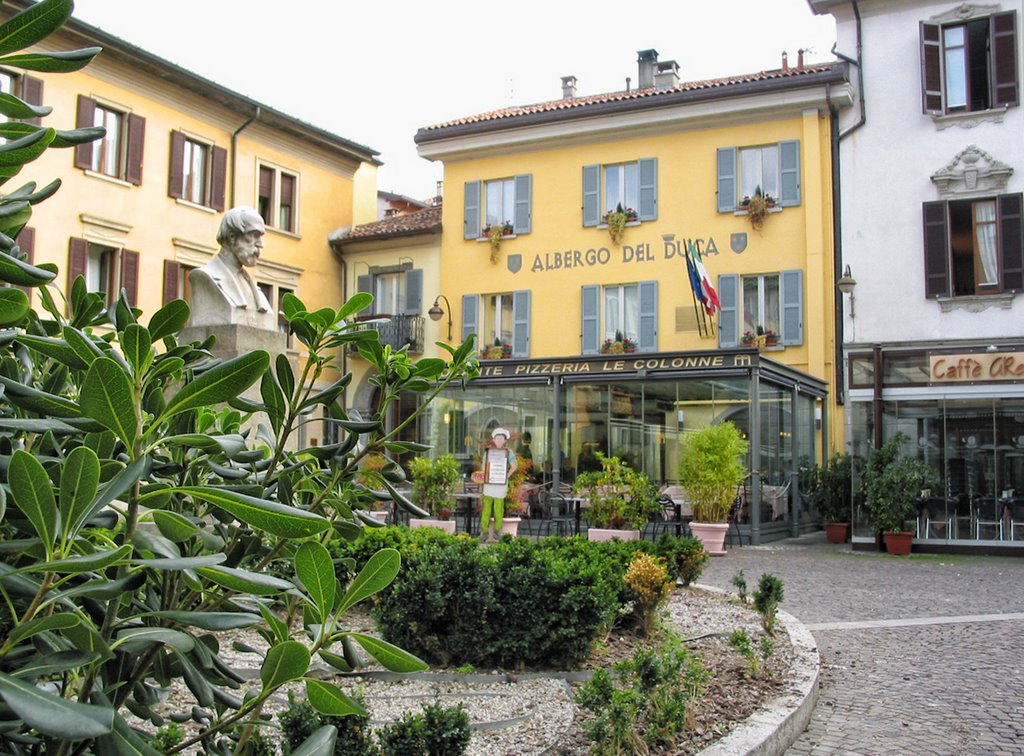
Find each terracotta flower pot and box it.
[825,522,850,544]
[409,518,456,534]
[690,522,730,556]
[883,530,914,556]
[587,527,641,542]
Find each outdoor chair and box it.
[920,497,954,539]
[974,496,1003,540]
[1008,499,1024,540]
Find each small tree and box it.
[575,453,661,530]
[409,454,461,518]
[863,433,937,533]
[678,422,749,523]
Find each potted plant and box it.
[481,338,511,360]
[801,453,853,543]
[741,330,756,346]
[740,187,776,231]
[603,203,636,245]
[482,220,514,263]
[499,464,531,537]
[762,328,778,347]
[863,434,937,556]
[408,454,461,533]
[575,453,660,541]
[677,422,748,555]
[601,330,637,354]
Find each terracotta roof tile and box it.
[339,205,442,242]
[422,64,836,131]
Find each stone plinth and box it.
[179,324,288,361]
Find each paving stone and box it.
[699,532,1024,754]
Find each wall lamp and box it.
[428,294,452,340]
[837,264,857,318]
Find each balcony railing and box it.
[348,314,425,355]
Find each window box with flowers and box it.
[738,188,779,231]
[743,326,778,350]
[601,204,639,245]
[481,220,515,263]
[601,331,637,354]
[481,339,512,360]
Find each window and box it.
[717,271,803,347]
[462,175,532,239]
[580,281,657,354]
[923,194,1023,298]
[0,70,43,127]
[168,131,227,210]
[461,290,531,357]
[921,11,1018,115]
[162,260,195,305]
[717,142,799,212]
[374,271,406,315]
[67,238,139,307]
[356,266,422,317]
[74,96,145,185]
[258,163,299,233]
[582,159,657,226]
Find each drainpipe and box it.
[230,107,261,207]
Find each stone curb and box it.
[695,584,820,756]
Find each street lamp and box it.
[837,264,857,318]
[428,294,452,341]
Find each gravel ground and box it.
[152,585,796,754]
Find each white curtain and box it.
[975,202,998,286]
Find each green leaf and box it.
[0,46,100,73]
[151,510,198,542]
[0,0,72,56]
[158,433,247,457]
[196,565,293,596]
[63,325,104,367]
[4,177,60,204]
[338,292,373,320]
[147,299,190,341]
[0,286,28,324]
[150,611,261,631]
[131,554,226,570]
[156,350,269,425]
[9,449,57,556]
[80,455,149,525]
[0,247,56,286]
[121,324,152,378]
[52,125,106,148]
[294,542,335,621]
[260,641,309,689]
[348,633,428,673]
[60,446,100,538]
[7,612,80,647]
[317,650,353,673]
[95,711,163,756]
[275,352,295,400]
[15,333,88,369]
[0,671,113,739]
[336,548,399,615]
[12,650,101,679]
[29,544,132,574]
[0,127,54,166]
[257,601,289,644]
[305,678,368,716]
[80,357,138,449]
[172,486,331,539]
[0,374,81,417]
[260,368,285,432]
[113,627,195,653]
[290,724,338,756]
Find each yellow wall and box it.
[437,111,842,456]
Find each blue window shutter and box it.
[781,269,803,345]
[582,164,600,227]
[638,280,658,352]
[461,294,479,347]
[779,140,801,207]
[717,147,737,212]
[464,180,480,240]
[356,274,373,315]
[403,268,422,315]
[581,284,600,354]
[512,289,531,357]
[717,274,739,347]
[513,174,532,234]
[638,158,657,221]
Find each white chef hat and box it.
[491,427,510,439]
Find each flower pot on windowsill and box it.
[409,518,456,534]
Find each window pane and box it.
[623,162,638,211]
[279,174,296,231]
[501,178,514,225]
[742,277,759,333]
[93,108,121,177]
[974,200,998,286]
[604,165,622,214]
[760,145,779,199]
[944,26,967,108]
[485,180,502,227]
[740,148,763,200]
[499,293,513,344]
[604,287,620,338]
[764,274,780,334]
[258,166,274,222]
[184,140,207,204]
[374,272,404,314]
[623,284,639,340]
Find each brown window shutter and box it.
[999,193,1023,292]
[68,237,88,291]
[163,259,181,305]
[125,114,145,186]
[259,165,274,198]
[168,131,185,199]
[74,95,96,170]
[15,227,35,297]
[210,145,227,211]
[280,173,295,206]
[923,201,950,298]
[991,12,1019,108]
[120,249,140,307]
[920,22,943,114]
[21,76,43,126]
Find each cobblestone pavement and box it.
[699,532,1024,755]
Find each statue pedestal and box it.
[179,324,288,361]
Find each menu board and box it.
[486,449,508,485]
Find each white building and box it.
[811,0,1023,548]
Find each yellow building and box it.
[416,51,853,543]
[4,2,379,446]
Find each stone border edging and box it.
[695,583,820,756]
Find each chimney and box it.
[637,49,659,89]
[560,75,578,99]
[654,60,679,91]
[797,48,805,68]
[782,51,789,70]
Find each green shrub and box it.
[624,551,673,636]
[575,453,661,530]
[408,454,461,518]
[150,723,185,751]
[651,533,709,586]
[678,422,749,522]
[731,569,749,603]
[752,573,785,636]
[377,700,470,756]
[576,634,710,754]
[279,691,375,756]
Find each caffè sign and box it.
[930,352,1024,383]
